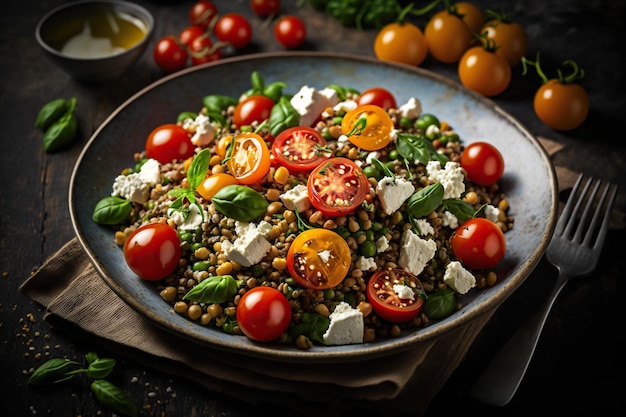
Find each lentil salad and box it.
[92,72,513,349]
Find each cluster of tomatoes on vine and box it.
[373,1,589,131]
[153,0,307,74]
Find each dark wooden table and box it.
[2,1,625,416]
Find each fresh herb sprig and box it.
[168,148,211,220]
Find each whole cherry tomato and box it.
[480,13,528,67]
[454,2,485,33]
[461,141,505,186]
[450,217,506,270]
[341,104,394,151]
[179,25,205,48]
[233,95,275,127]
[189,0,218,30]
[425,9,473,63]
[274,15,306,49]
[153,36,188,73]
[226,132,271,184]
[214,13,253,49]
[123,223,182,281]
[374,21,428,67]
[237,286,292,342]
[366,268,425,323]
[357,87,397,110]
[271,126,329,172]
[189,34,222,66]
[250,0,281,17]
[145,124,195,164]
[458,45,511,97]
[286,229,351,289]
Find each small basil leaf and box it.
[42,111,78,152]
[203,94,237,113]
[177,111,197,123]
[91,380,138,417]
[268,96,300,137]
[183,275,239,304]
[212,184,269,222]
[35,98,70,129]
[27,358,81,385]
[406,182,444,218]
[442,199,476,223]
[92,196,133,225]
[424,288,456,320]
[86,358,116,380]
[396,133,449,166]
[187,148,211,191]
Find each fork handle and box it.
[471,273,569,406]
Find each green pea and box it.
[365,229,375,241]
[190,242,203,252]
[192,261,210,271]
[399,116,413,130]
[321,127,334,140]
[362,165,381,180]
[360,240,377,257]
[179,232,193,243]
[371,221,384,232]
[388,149,400,160]
[415,113,440,131]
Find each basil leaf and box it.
[268,96,300,137]
[177,111,197,123]
[203,94,237,113]
[187,148,211,191]
[35,98,70,129]
[42,111,78,152]
[212,184,269,222]
[92,196,133,225]
[396,133,449,166]
[324,84,359,101]
[289,312,330,345]
[424,288,456,320]
[183,275,239,304]
[263,81,287,102]
[27,358,81,385]
[442,199,476,223]
[86,358,116,380]
[91,380,138,417]
[85,352,99,364]
[406,182,444,218]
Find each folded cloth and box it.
[20,238,494,416]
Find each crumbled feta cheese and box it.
[441,211,459,229]
[425,124,440,139]
[290,85,340,127]
[186,113,215,146]
[426,161,466,199]
[355,256,377,272]
[112,173,150,204]
[414,218,434,236]
[393,284,415,301]
[444,261,476,295]
[375,235,389,253]
[376,177,415,215]
[484,204,500,222]
[365,151,381,164]
[221,221,272,267]
[168,204,206,231]
[280,184,311,213]
[336,134,349,151]
[398,97,422,119]
[138,158,161,187]
[318,250,331,264]
[322,302,364,345]
[332,100,358,113]
[398,229,437,276]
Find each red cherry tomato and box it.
[233,95,274,127]
[450,218,506,270]
[214,13,253,49]
[179,25,205,48]
[145,124,195,164]
[274,15,306,49]
[286,229,351,289]
[123,223,182,281]
[307,157,369,217]
[236,286,292,342]
[189,34,222,66]
[226,132,271,185]
[153,36,188,73]
[460,141,505,186]
[189,0,218,30]
[251,0,281,17]
[357,87,397,110]
[366,268,425,323]
[271,126,329,172]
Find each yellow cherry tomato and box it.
[196,172,238,200]
[481,18,528,67]
[225,132,271,185]
[425,9,473,63]
[534,80,589,131]
[341,104,393,151]
[374,21,428,67]
[455,2,485,33]
[459,45,512,97]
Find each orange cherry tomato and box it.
[341,104,393,151]
[225,132,271,184]
[425,9,473,63]
[196,172,238,200]
[481,18,528,67]
[374,21,428,67]
[366,268,425,323]
[534,80,589,131]
[458,45,512,97]
[286,229,351,289]
[215,135,232,159]
[455,2,485,33]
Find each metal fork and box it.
[471,173,618,406]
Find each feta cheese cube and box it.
[290,85,340,127]
[376,177,415,215]
[138,158,161,187]
[375,235,389,253]
[398,97,422,119]
[222,221,271,267]
[280,184,311,213]
[484,204,500,222]
[444,261,476,295]
[441,211,459,229]
[355,256,377,272]
[413,218,434,236]
[184,113,215,146]
[398,229,437,276]
[332,100,358,113]
[112,173,150,204]
[322,302,364,345]
[426,161,466,199]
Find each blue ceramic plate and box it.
[70,52,557,363]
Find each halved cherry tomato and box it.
[341,104,393,151]
[481,17,528,67]
[374,21,428,67]
[450,218,506,270]
[153,36,188,73]
[226,132,271,184]
[357,87,397,110]
[189,0,218,30]
[233,95,274,127]
[196,172,238,200]
[461,141,505,186]
[214,13,252,49]
[458,45,511,97]
[145,124,195,164]
[271,126,329,172]
[274,15,306,49]
[425,9,473,63]
[286,229,351,289]
[123,223,182,281]
[307,157,369,216]
[366,268,425,323]
[237,286,292,342]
